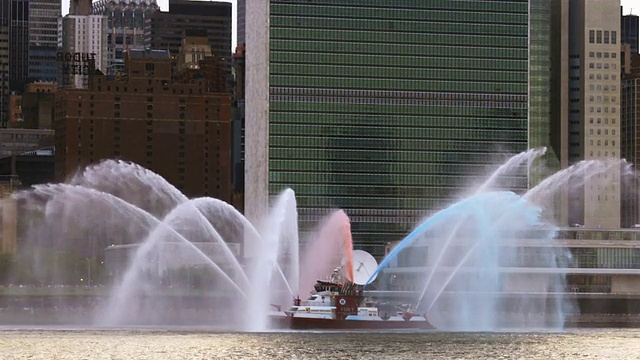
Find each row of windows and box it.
[271,28,526,48]
[286,184,469,198]
[271,40,528,59]
[270,148,521,164]
[270,64,527,82]
[588,62,617,70]
[588,30,618,45]
[270,76,527,93]
[588,128,617,136]
[588,92,617,100]
[585,82,618,92]
[386,246,640,269]
[270,111,524,131]
[272,4,527,25]
[270,87,527,102]
[587,106,617,114]
[269,124,527,141]
[271,15,527,36]
[588,51,617,59]
[271,95,526,109]
[290,195,512,210]
[272,52,526,71]
[587,139,617,147]
[270,101,527,117]
[270,160,512,176]
[295,206,428,218]
[274,0,528,13]
[270,136,526,152]
[270,173,525,192]
[588,150,617,158]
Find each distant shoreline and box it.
[1,309,640,329]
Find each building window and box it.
[596,30,602,43]
[589,30,595,43]
[612,31,617,44]
[604,30,609,44]
[145,62,155,76]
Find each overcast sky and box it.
[61,0,637,52]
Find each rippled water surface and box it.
[1,328,639,359]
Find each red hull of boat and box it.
[269,315,434,330]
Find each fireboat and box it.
[269,253,434,330]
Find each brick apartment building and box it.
[54,48,232,201]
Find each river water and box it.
[1,328,638,359]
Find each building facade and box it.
[0,0,30,128]
[92,0,160,76]
[54,49,233,200]
[19,82,57,129]
[57,14,108,89]
[28,0,61,83]
[622,13,639,54]
[144,0,232,90]
[567,0,622,228]
[0,128,55,157]
[0,3,9,127]
[8,0,29,95]
[621,52,640,226]
[246,1,545,257]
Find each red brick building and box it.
[55,49,232,201]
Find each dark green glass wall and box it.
[269,0,530,257]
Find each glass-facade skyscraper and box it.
[246,0,552,257]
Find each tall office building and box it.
[144,0,232,90]
[8,0,29,93]
[92,0,160,76]
[0,0,29,128]
[622,13,639,54]
[246,1,553,256]
[621,52,640,226]
[237,0,246,46]
[28,0,61,83]
[565,0,621,228]
[0,2,10,127]
[57,14,108,88]
[530,0,561,192]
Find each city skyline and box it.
[61,0,238,49]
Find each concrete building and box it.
[54,48,233,200]
[245,1,555,257]
[28,0,61,83]
[92,0,160,76]
[378,227,640,316]
[57,13,108,89]
[0,128,55,157]
[58,0,108,89]
[566,0,622,228]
